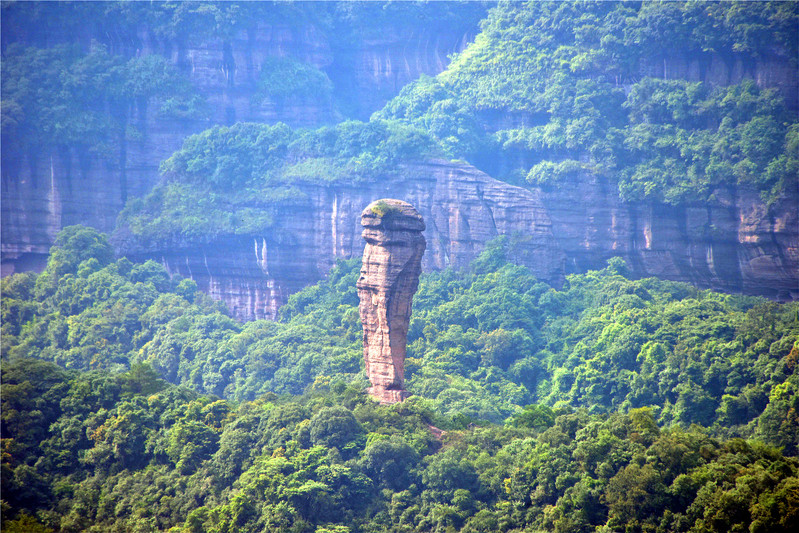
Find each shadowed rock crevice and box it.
[356,199,425,404]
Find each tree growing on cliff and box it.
[376,1,798,204]
[1,44,205,181]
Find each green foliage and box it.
[5,368,796,533]
[3,228,799,532]
[309,406,363,451]
[116,120,439,248]
[33,225,114,296]
[526,159,585,187]
[507,404,556,431]
[377,1,798,204]
[7,228,799,446]
[617,78,793,204]
[0,43,205,166]
[0,363,427,532]
[2,512,54,533]
[254,56,333,103]
[369,199,402,217]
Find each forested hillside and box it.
[2,227,798,532]
[3,2,799,532]
[378,0,798,205]
[110,0,799,317]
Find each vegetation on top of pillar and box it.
[368,200,404,218]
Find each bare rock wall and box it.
[1,22,472,276]
[357,199,425,404]
[122,160,798,321]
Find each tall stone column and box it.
[356,199,426,404]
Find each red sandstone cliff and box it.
[120,160,565,321]
[1,19,474,276]
[117,160,797,321]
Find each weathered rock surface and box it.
[117,159,797,321]
[639,52,798,111]
[538,174,799,301]
[1,116,197,276]
[121,160,564,320]
[1,18,475,276]
[357,200,425,404]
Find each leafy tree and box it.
[309,406,363,451]
[377,1,797,204]
[358,437,419,490]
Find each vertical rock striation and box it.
[1,15,477,276]
[120,160,563,321]
[357,199,426,404]
[117,159,796,322]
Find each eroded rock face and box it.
[121,160,563,321]
[357,200,425,404]
[118,158,797,322]
[537,174,799,301]
[1,19,474,276]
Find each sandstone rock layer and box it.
[116,159,797,322]
[120,160,563,321]
[357,200,425,404]
[1,18,473,276]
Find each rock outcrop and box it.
[639,52,798,111]
[1,16,477,276]
[121,160,564,321]
[357,200,425,404]
[538,174,799,301]
[115,158,797,321]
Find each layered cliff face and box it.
[1,16,475,276]
[540,175,799,301]
[4,3,797,313]
[1,113,200,277]
[357,200,425,404]
[332,28,475,120]
[124,160,565,321]
[121,158,797,322]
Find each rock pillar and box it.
[357,199,426,404]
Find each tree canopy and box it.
[3,2,799,530]
[4,228,798,449]
[377,0,798,204]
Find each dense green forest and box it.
[4,356,798,533]
[376,0,798,204]
[3,2,799,532]
[3,226,798,531]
